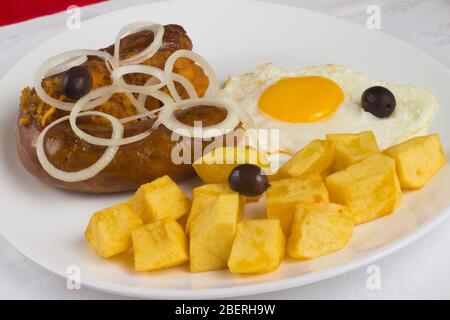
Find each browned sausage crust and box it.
[16,24,227,193]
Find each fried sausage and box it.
[16,24,228,193]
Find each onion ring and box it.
[119,108,161,124]
[36,111,123,183]
[111,65,166,91]
[164,49,220,101]
[113,22,164,67]
[31,21,250,183]
[44,55,88,78]
[34,49,113,111]
[136,73,198,110]
[69,86,174,146]
[158,97,240,139]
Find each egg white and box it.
[224,63,438,153]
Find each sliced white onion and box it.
[119,108,161,123]
[111,109,163,145]
[125,92,148,114]
[44,55,88,78]
[164,49,220,101]
[113,22,164,67]
[84,92,115,111]
[74,85,118,111]
[111,65,167,114]
[137,77,159,107]
[136,73,197,109]
[159,97,240,139]
[34,49,113,111]
[69,86,174,146]
[111,64,166,91]
[172,73,198,99]
[36,112,123,183]
[216,90,261,149]
[218,90,255,130]
[32,21,252,183]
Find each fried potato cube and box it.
[192,182,236,198]
[287,203,354,259]
[266,175,329,235]
[277,139,335,179]
[326,131,380,171]
[132,218,188,271]
[129,175,191,224]
[190,194,240,272]
[85,203,143,258]
[193,147,270,184]
[228,220,285,274]
[185,183,245,235]
[383,134,446,190]
[325,154,402,224]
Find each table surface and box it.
[1,0,450,300]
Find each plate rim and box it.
[2,206,449,299]
[1,0,450,299]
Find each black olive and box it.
[361,86,396,118]
[228,164,271,197]
[61,66,93,100]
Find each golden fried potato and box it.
[85,203,143,258]
[325,154,402,224]
[190,194,240,272]
[266,175,329,235]
[129,175,191,223]
[287,203,354,259]
[192,182,236,198]
[383,134,446,190]
[185,183,245,235]
[228,220,285,274]
[276,139,335,179]
[326,131,380,171]
[193,147,270,184]
[132,218,188,271]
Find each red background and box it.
[0,0,105,27]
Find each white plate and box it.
[1,0,450,299]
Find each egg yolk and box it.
[258,76,344,122]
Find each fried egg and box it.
[224,64,438,154]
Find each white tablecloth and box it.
[1,0,450,299]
